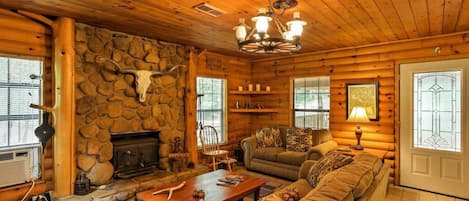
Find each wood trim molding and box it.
[17,10,53,26]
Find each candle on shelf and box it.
[248,84,253,91]
[238,86,243,91]
[266,86,271,92]
[256,83,261,91]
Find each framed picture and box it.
[346,83,379,121]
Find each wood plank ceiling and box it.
[0,0,468,58]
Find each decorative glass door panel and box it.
[400,59,469,199]
[413,71,461,152]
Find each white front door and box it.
[400,59,469,199]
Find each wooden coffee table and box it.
[136,169,265,201]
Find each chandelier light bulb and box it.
[283,31,294,40]
[233,18,248,41]
[252,8,271,34]
[234,0,305,54]
[287,11,306,38]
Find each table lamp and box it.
[347,107,369,150]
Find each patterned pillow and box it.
[286,128,313,152]
[279,188,300,201]
[256,127,283,148]
[306,151,354,187]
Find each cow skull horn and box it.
[97,56,137,74]
[151,64,185,76]
[97,56,185,103]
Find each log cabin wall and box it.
[0,8,54,200]
[251,32,469,184]
[195,51,252,156]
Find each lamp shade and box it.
[347,107,370,123]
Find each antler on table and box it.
[152,181,186,200]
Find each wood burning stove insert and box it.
[111,131,159,179]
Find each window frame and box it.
[196,76,227,146]
[292,76,330,129]
[0,55,44,181]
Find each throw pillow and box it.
[279,188,300,201]
[286,128,313,152]
[256,127,283,148]
[306,151,354,187]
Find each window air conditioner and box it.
[0,149,32,188]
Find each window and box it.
[293,76,330,129]
[413,71,461,152]
[0,56,42,179]
[196,77,226,146]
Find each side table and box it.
[334,146,386,161]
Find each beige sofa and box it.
[241,128,338,180]
[262,153,390,201]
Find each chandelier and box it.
[233,0,306,54]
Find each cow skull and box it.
[96,56,184,102]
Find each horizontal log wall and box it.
[195,51,252,157]
[0,8,54,200]
[251,32,469,184]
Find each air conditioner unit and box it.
[0,149,32,188]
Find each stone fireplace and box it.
[111,131,159,179]
[75,23,187,185]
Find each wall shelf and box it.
[229,108,278,113]
[229,91,279,95]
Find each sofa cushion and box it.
[306,151,353,187]
[252,147,285,162]
[256,127,283,148]
[311,129,333,146]
[305,162,374,200]
[352,152,382,176]
[277,151,306,166]
[301,175,354,201]
[285,128,313,152]
[260,179,312,201]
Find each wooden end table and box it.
[334,146,387,161]
[136,169,265,201]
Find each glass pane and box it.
[9,119,39,146]
[0,57,7,82]
[0,88,7,115]
[10,88,40,115]
[9,58,41,84]
[0,121,7,146]
[413,71,461,152]
[295,111,329,129]
[196,77,225,144]
[293,76,330,129]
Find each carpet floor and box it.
[233,167,292,201]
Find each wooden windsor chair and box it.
[198,125,232,171]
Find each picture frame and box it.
[346,82,379,121]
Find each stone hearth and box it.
[75,23,188,185]
[58,166,209,201]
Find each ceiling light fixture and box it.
[233,0,306,54]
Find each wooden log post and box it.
[185,48,198,164]
[51,17,76,197]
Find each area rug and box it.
[259,182,284,198]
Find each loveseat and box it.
[262,153,390,201]
[241,127,338,180]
